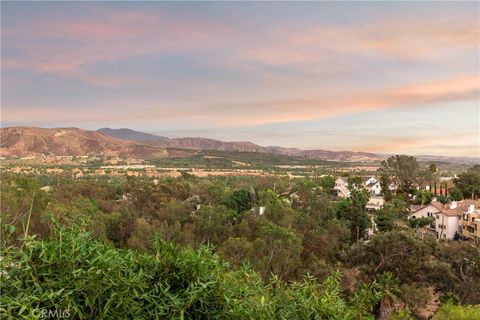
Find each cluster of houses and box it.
[121,173,480,243]
[334,176,384,198]
[334,176,391,210]
[333,175,480,242]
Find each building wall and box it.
[334,177,350,198]
[461,213,480,240]
[409,205,440,220]
[371,182,382,196]
[435,214,460,240]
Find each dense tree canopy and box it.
[380,155,420,194]
[1,166,479,319]
[454,165,480,199]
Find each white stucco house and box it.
[334,177,350,198]
[365,180,382,196]
[334,176,384,198]
[408,200,470,240]
[333,176,388,198]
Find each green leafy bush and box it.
[0,221,374,319]
[432,303,480,320]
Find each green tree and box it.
[414,189,433,205]
[194,205,237,245]
[449,187,463,201]
[436,194,449,204]
[347,176,363,190]
[379,173,393,201]
[227,189,252,213]
[425,163,438,192]
[454,165,480,199]
[381,155,420,194]
[349,189,371,242]
[259,222,302,280]
[375,206,396,232]
[348,231,434,284]
[318,175,336,193]
[332,189,370,242]
[408,217,434,229]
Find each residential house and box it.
[408,202,441,237]
[335,176,383,198]
[460,200,480,241]
[334,177,350,198]
[365,180,382,196]
[409,200,477,240]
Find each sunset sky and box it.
[1,2,479,157]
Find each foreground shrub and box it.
[432,303,480,320]
[1,221,373,319]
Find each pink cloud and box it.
[3,7,477,87]
[2,8,228,85]
[4,75,476,128]
[193,75,479,126]
[239,14,478,67]
[334,133,479,157]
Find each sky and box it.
[1,1,479,157]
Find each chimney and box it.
[450,201,457,209]
[468,204,475,214]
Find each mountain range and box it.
[98,128,383,161]
[1,126,478,164]
[0,127,186,158]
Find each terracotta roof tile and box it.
[411,200,480,217]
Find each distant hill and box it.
[0,127,175,158]
[98,128,479,164]
[98,128,266,153]
[97,128,382,161]
[98,128,168,143]
[1,127,477,164]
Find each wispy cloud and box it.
[1,2,478,156]
[3,5,477,85]
[189,75,479,126]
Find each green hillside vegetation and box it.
[1,160,479,319]
[146,149,341,171]
[1,220,378,319]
